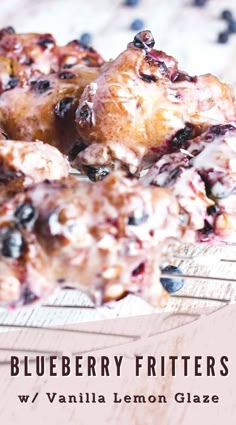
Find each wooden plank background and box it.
[0,0,235,326]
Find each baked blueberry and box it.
[21,287,39,305]
[207,205,220,215]
[128,213,148,225]
[58,71,75,80]
[83,165,111,182]
[133,30,155,49]
[170,124,193,149]
[54,97,74,119]
[6,76,19,90]
[31,79,51,94]
[15,202,36,228]
[38,36,55,49]
[1,228,25,259]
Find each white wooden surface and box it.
[0,0,236,326]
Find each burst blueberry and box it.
[130,19,144,31]
[160,265,184,293]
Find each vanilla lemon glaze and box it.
[189,126,236,240]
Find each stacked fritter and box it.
[143,124,236,243]
[0,173,184,307]
[0,28,235,308]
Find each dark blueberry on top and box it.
[125,0,140,6]
[170,124,193,149]
[31,79,51,94]
[228,20,236,34]
[1,228,25,259]
[79,32,92,46]
[128,213,148,226]
[221,10,234,21]
[130,19,144,31]
[58,71,75,80]
[133,30,155,50]
[54,97,74,119]
[217,32,229,44]
[14,202,36,228]
[193,0,207,6]
[38,36,55,49]
[160,265,184,293]
[207,204,220,216]
[83,165,111,182]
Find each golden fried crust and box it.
[0,65,100,154]
[0,27,104,90]
[75,31,236,176]
[0,139,69,202]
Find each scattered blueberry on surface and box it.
[193,0,207,7]
[228,20,236,34]
[80,32,92,46]
[130,19,144,31]
[217,31,229,44]
[221,9,233,21]
[125,0,140,6]
[160,265,184,294]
